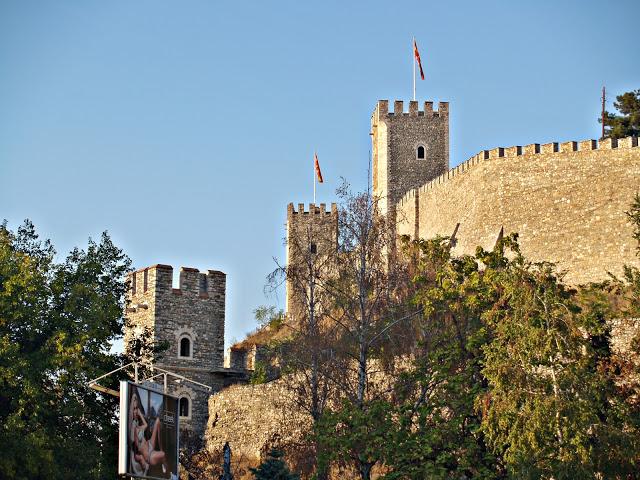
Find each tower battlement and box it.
[129,264,226,298]
[373,99,449,122]
[287,202,338,216]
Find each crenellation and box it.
[600,137,618,149]
[377,99,389,117]
[541,142,559,154]
[374,99,449,119]
[505,146,522,157]
[287,202,338,215]
[524,143,541,155]
[424,101,433,115]
[149,264,174,293]
[619,136,639,149]
[409,100,418,116]
[179,267,201,294]
[579,139,597,150]
[489,147,504,159]
[561,141,578,153]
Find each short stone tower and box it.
[285,203,338,321]
[371,100,449,220]
[125,265,229,439]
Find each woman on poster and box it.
[129,391,171,476]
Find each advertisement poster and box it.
[119,381,179,479]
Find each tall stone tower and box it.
[285,203,338,321]
[125,264,228,439]
[371,100,449,221]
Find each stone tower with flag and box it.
[370,99,450,224]
[284,202,338,322]
[284,99,449,318]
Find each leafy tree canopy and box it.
[0,220,131,480]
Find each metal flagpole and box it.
[412,36,416,101]
[313,151,316,204]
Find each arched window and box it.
[179,397,190,418]
[417,145,425,159]
[179,337,191,358]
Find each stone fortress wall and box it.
[119,97,640,471]
[203,101,640,472]
[396,136,640,284]
[206,379,310,479]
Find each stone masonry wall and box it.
[396,137,640,284]
[206,379,310,478]
[286,203,338,320]
[126,264,228,438]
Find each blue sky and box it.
[1,0,638,347]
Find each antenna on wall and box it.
[601,86,607,140]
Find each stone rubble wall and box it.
[205,378,311,477]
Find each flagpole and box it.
[412,36,416,101]
[313,151,316,204]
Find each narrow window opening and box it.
[310,243,317,254]
[417,145,425,159]
[179,397,189,417]
[143,269,148,292]
[132,272,137,294]
[180,337,191,357]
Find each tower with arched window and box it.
[371,99,449,222]
[125,265,236,440]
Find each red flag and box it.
[314,152,323,183]
[413,39,425,80]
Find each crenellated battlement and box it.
[129,264,226,298]
[287,202,338,216]
[373,99,449,122]
[398,136,639,206]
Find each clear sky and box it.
[1,0,638,347]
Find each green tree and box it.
[250,449,299,480]
[480,242,640,478]
[601,89,640,139]
[371,237,507,479]
[0,220,131,480]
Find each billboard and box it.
[119,381,179,480]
